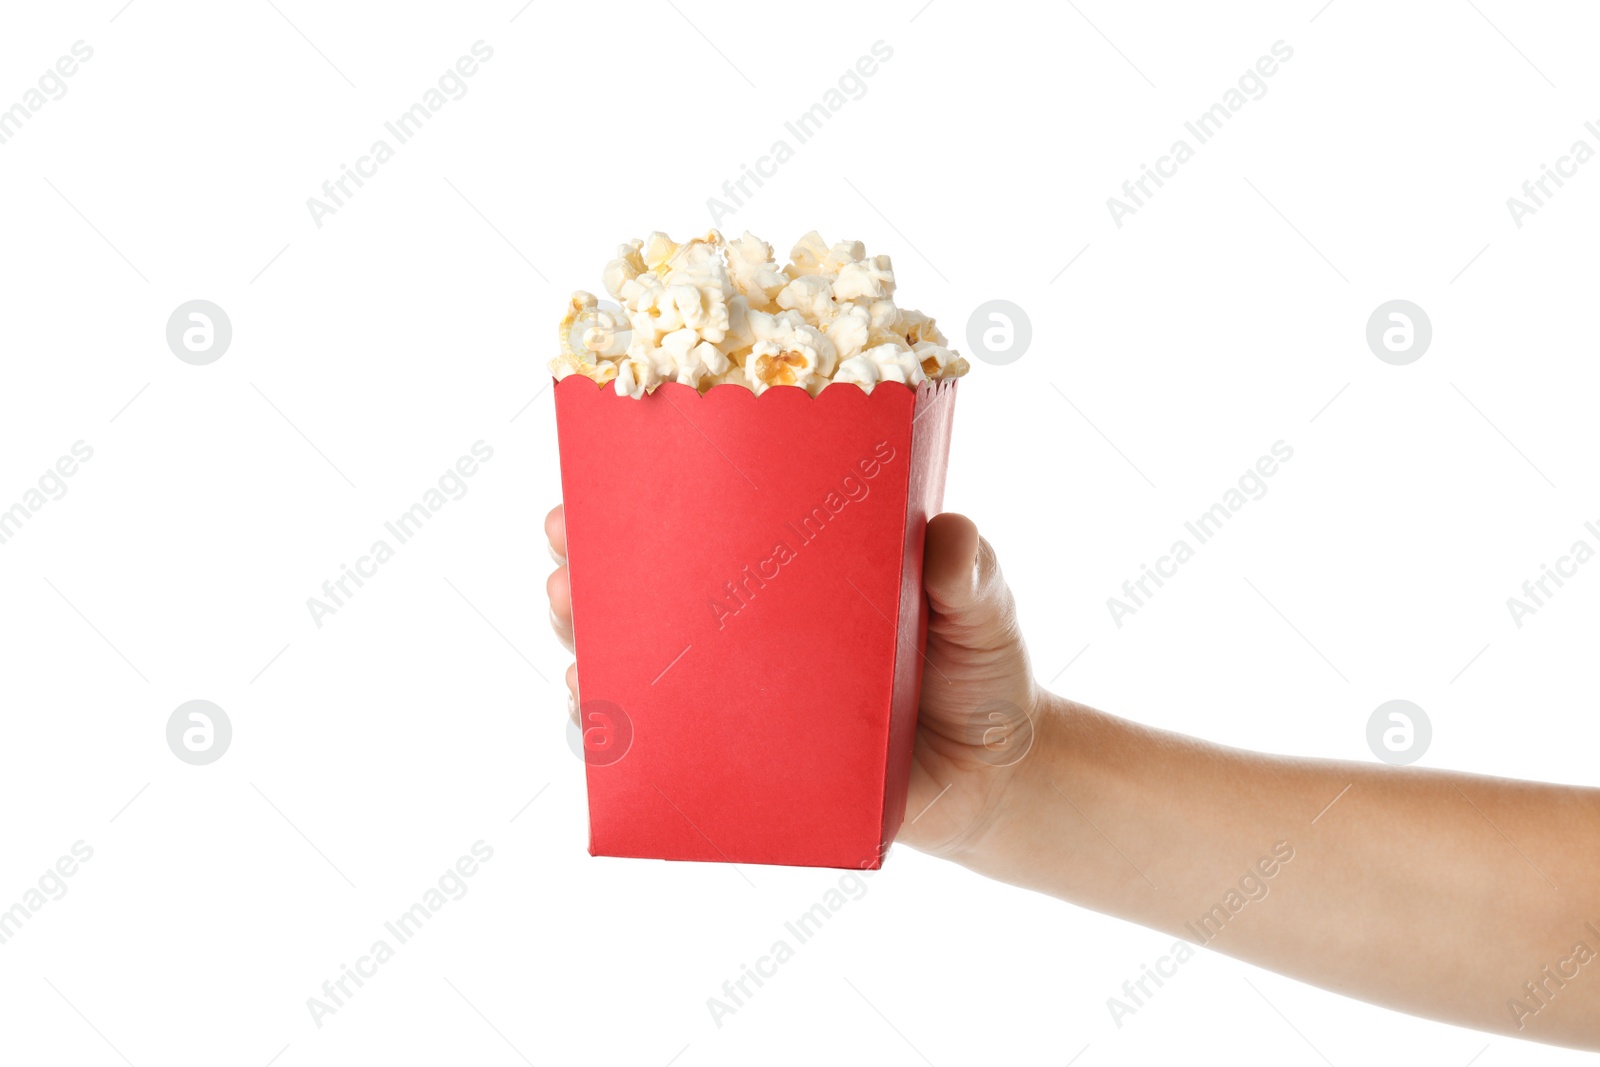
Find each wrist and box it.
[944,688,1080,877]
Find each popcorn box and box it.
[554,373,957,869]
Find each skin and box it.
[546,505,1600,1051]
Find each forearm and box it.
[960,694,1600,1048]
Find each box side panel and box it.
[878,379,958,856]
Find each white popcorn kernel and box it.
[698,288,731,343]
[913,340,963,378]
[831,262,878,300]
[786,230,830,279]
[677,340,730,387]
[698,340,731,375]
[864,330,912,352]
[720,294,754,352]
[602,241,646,299]
[776,275,835,324]
[702,366,748,389]
[825,304,870,361]
[748,308,805,342]
[727,230,774,269]
[654,293,685,333]
[614,352,658,399]
[746,308,782,342]
[663,285,704,327]
[625,335,673,380]
[792,323,839,378]
[659,327,698,359]
[868,254,896,297]
[821,240,866,275]
[831,354,880,392]
[671,232,730,275]
[642,231,679,272]
[726,231,788,309]
[619,270,663,310]
[898,308,947,346]
[865,299,898,331]
[628,306,663,346]
[862,342,926,387]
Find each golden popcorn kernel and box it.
[754,349,807,386]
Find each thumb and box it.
[923,512,1024,655]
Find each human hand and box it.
[891,512,1046,861]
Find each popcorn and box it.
[913,341,968,379]
[747,339,817,395]
[825,304,870,361]
[551,292,629,383]
[833,260,889,301]
[896,308,945,346]
[614,355,656,400]
[861,342,926,388]
[775,275,835,324]
[549,229,970,397]
[786,230,830,278]
[601,241,645,300]
[833,354,879,391]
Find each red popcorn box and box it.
[553,374,958,870]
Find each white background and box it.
[2,0,1597,1063]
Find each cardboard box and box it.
[553,374,957,869]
